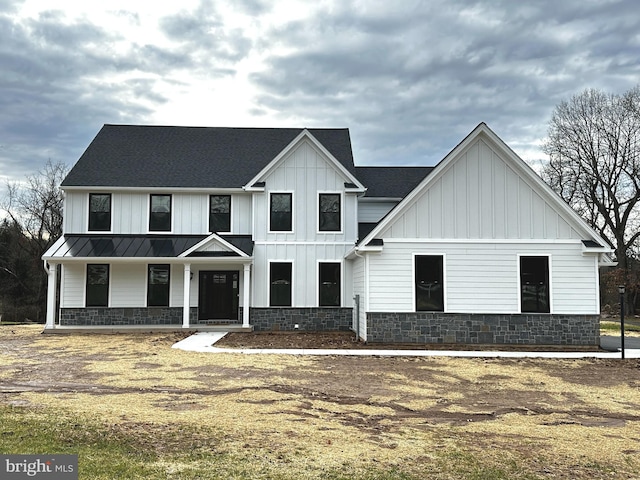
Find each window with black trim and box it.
[319,262,341,306]
[89,193,111,231]
[415,255,444,311]
[270,262,292,306]
[520,256,550,313]
[149,194,171,232]
[86,264,109,307]
[209,195,231,232]
[270,193,292,232]
[148,264,170,307]
[319,193,341,232]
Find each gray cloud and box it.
[0,0,638,186]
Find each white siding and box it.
[252,243,352,307]
[350,257,367,341]
[366,241,598,315]
[111,264,146,307]
[358,201,397,223]
[62,191,252,235]
[253,139,359,243]
[384,138,582,241]
[60,263,85,308]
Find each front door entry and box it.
[198,271,239,320]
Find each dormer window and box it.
[149,194,171,232]
[88,193,111,232]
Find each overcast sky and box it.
[1,0,638,184]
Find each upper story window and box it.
[319,193,341,232]
[520,256,550,313]
[149,194,171,232]
[270,193,292,232]
[86,264,109,307]
[415,255,444,312]
[209,195,231,233]
[88,193,111,232]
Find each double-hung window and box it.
[319,262,341,306]
[415,255,444,311]
[148,264,170,307]
[270,262,292,306]
[319,193,341,232]
[149,194,171,232]
[86,264,109,307]
[270,193,292,232]
[209,195,231,233]
[520,256,550,313]
[88,193,111,231]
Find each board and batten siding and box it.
[366,241,598,315]
[63,191,252,235]
[252,139,359,243]
[384,138,582,241]
[252,243,352,307]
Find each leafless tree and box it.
[0,159,67,321]
[542,86,640,273]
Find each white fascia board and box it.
[49,256,252,264]
[243,129,366,192]
[41,236,67,260]
[179,233,249,258]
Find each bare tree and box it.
[542,86,640,273]
[0,159,67,321]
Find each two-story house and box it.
[43,123,614,345]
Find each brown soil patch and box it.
[1,325,639,479]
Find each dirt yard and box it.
[1,326,639,479]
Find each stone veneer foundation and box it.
[250,307,353,332]
[366,312,599,345]
[60,307,198,326]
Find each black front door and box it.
[198,271,239,320]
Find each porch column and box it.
[45,262,57,329]
[183,263,191,328]
[242,263,251,327]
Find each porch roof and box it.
[44,234,253,259]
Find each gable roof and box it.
[355,166,434,198]
[61,125,355,188]
[354,123,614,257]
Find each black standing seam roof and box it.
[62,125,355,188]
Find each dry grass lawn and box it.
[1,325,639,479]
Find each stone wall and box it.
[250,307,353,332]
[366,312,599,345]
[60,307,198,326]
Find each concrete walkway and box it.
[172,332,640,358]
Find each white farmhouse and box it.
[43,123,614,345]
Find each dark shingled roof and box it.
[62,125,355,188]
[355,166,434,198]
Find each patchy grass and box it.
[1,325,639,479]
[601,320,640,334]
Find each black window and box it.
[319,262,341,306]
[270,262,292,306]
[415,255,444,311]
[148,264,170,307]
[209,195,231,232]
[86,264,109,307]
[319,194,341,232]
[520,256,550,313]
[270,193,292,232]
[89,193,111,231]
[149,194,171,232]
